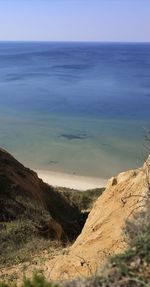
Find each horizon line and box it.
[0,40,150,44]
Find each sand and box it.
[36,170,107,190]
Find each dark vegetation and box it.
[0,148,90,267]
[0,274,58,287]
[0,148,83,239]
[59,187,105,211]
[0,148,102,268]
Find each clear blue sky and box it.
[0,0,150,42]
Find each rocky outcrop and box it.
[48,157,149,280]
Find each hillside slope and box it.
[48,157,149,280]
[1,148,149,285]
[0,148,83,240]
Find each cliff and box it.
[48,157,149,280]
[1,148,149,284]
[0,148,83,240]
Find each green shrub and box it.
[22,274,58,287]
[61,188,105,211]
[103,201,150,286]
[0,274,58,287]
[0,218,61,267]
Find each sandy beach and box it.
[36,170,107,191]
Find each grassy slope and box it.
[0,148,83,239]
[0,224,150,287]
[58,187,105,211]
[0,148,104,269]
[0,148,85,267]
[0,186,103,267]
[1,202,150,287]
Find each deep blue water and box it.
[0,42,150,177]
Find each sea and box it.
[0,42,150,178]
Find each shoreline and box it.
[36,169,107,191]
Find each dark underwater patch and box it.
[60,133,89,140]
[48,160,58,165]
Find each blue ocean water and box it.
[0,42,150,178]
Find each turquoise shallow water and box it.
[0,110,148,178]
[0,42,150,178]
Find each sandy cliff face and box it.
[49,158,149,280]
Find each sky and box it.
[0,0,150,42]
